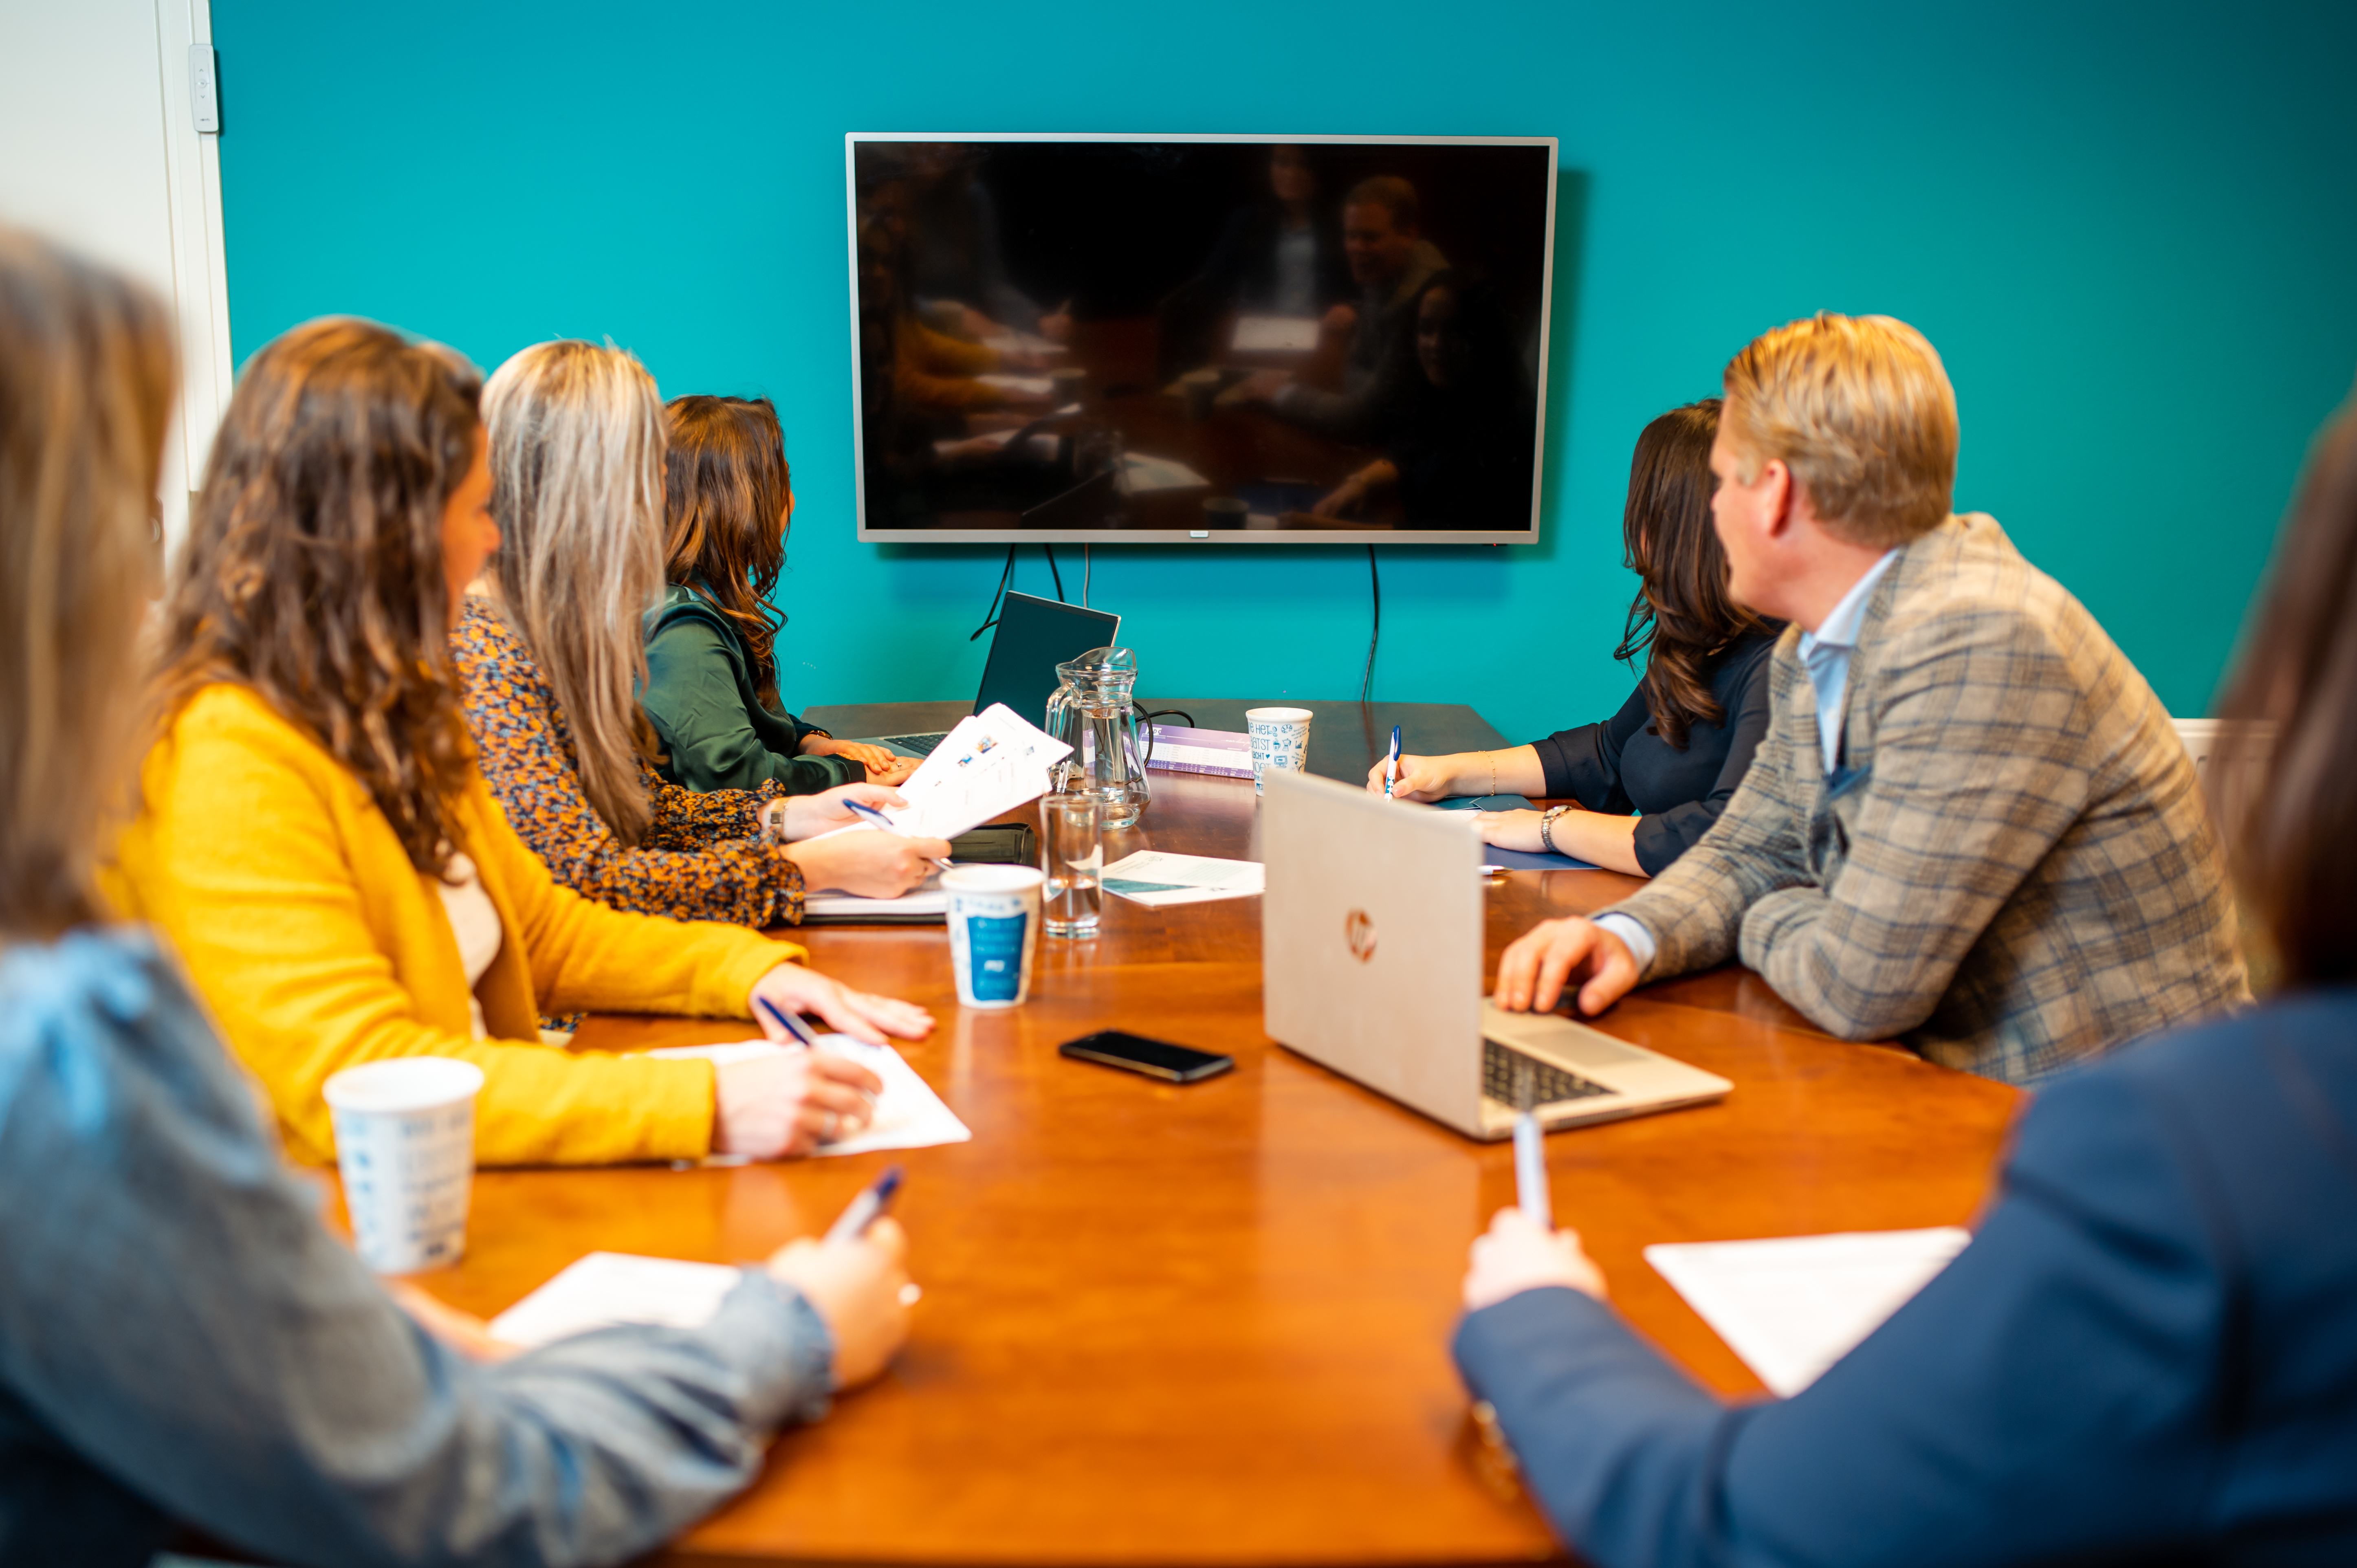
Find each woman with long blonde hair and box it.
[0,226,910,1567]
[111,315,927,1169]
[456,341,945,924]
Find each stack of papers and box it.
[490,1251,740,1348]
[803,876,950,920]
[1101,850,1265,907]
[640,1037,972,1157]
[1147,725,1254,779]
[1644,1227,1972,1395]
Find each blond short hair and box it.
[1721,312,1958,547]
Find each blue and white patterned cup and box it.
[1246,707,1315,796]
[943,864,1045,1009]
[324,1057,484,1273]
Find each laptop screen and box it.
[975,591,1122,730]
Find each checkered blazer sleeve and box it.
[1599,648,1817,977]
[1730,605,2096,1040]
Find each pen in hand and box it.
[1513,1060,1553,1228]
[1385,724,1402,798]
[754,992,825,1049]
[825,1165,904,1244]
[843,800,956,873]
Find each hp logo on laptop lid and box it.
[1345,909,1378,963]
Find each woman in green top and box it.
[645,396,913,793]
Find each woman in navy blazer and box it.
[1450,398,2357,1564]
[1375,400,1780,876]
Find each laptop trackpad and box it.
[1480,1003,1652,1070]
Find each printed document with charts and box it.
[874,703,1072,840]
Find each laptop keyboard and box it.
[1483,1038,1613,1108]
[877,733,948,757]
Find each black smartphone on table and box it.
[1058,1030,1235,1084]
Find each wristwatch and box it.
[1538,805,1570,855]
[759,799,790,845]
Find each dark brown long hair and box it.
[2214,395,2357,985]
[0,227,176,938]
[154,318,482,876]
[662,394,789,707]
[1613,398,1768,749]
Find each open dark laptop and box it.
[874,591,1121,757]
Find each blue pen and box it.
[843,799,955,872]
[824,1164,904,1243]
[753,991,823,1049]
[1385,724,1402,798]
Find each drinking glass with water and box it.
[1042,791,1104,937]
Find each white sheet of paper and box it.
[873,703,1071,840]
[1232,314,1320,352]
[1644,1227,1972,1396]
[1121,452,1211,493]
[1100,849,1265,907]
[973,373,1053,395]
[489,1251,741,1348]
[640,1037,972,1157]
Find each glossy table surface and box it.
[406,708,2020,1568]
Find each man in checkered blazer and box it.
[1496,314,2247,1084]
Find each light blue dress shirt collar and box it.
[1592,548,1900,982]
[1796,548,1901,776]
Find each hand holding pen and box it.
[1385,724,1402,798]
[843,799,957,873]
[766,1166,916,1388]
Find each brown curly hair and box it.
[661,395,790,707]
[1613,398,1770,750]
[153,318,482,876]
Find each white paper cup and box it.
[323,1057,485,1274]
[1246,706,1315,796]
[943,864,1044,1009]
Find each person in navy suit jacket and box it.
[1450,393,2357,1566]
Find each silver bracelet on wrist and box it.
[1539,804,1570,855]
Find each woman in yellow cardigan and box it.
[111,318,931,1168]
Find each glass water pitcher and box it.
[1044,645,1150,829]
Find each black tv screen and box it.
[846,134,1558,546]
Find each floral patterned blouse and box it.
[451,596,807,928]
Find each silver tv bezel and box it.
[844,131,1558,548]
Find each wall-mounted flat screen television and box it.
[847,134,1557,546]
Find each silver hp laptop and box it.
[1261,768,1730,1140]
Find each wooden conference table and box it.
[399,701,2020,1568]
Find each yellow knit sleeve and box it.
[469,780,805,1020]
[117,695,722,1168]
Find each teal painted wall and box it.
[209,0,2357,739]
